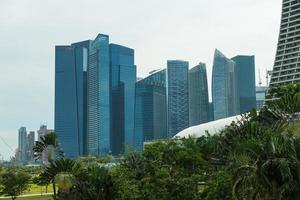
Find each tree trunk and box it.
[52,178,57,200]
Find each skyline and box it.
[0,0,281,160]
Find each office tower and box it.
[135,69,167,149]
[212,49,239,120]
[55,40,89,158]
[189,63,209,126]
[18,127,27,163]
[256,86,268,110]
[232,55,256,113]
[270,0,300,86]
[110,44,136,154]
[167,60,189,137]
[37,125,54,163]
[87,34,111,155]
[27,131,35,162]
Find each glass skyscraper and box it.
[87,34,110,155]
[135,69,167,149]
[189,63,209,126]
[270,0,300,86]
[110,44,136,154]
[18,127,27,163]
[167,60,189,137]
[232,55,256,114]
[55,42,89,158]
[212,49,239,120]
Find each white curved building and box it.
[175,115,242,138]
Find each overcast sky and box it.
[0,0,282,160]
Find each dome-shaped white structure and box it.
[175,115,242,138]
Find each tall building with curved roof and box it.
[212,49,239,120]
[270,0,300,86]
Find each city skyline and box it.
[0,0,282,160]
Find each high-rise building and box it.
[270,0,300,86]
[55,41,89,158]
[189,63,209,126]
[87,34,111,155]
[167,60,189,137]
[208,102,214,122]
[110,44,136,154]
[18,127,27,163]
[135,69,167,149]
[232,55,256,113]
[27,131,35,162]
[256,86,268,110]
[212,49,239,120]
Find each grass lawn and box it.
[25,184,53,195]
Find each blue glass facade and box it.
[212,49,239,120]
[87,34,110,155]
[232,55,256,114]
[55,44,88,158]
[18,127,27,163]
[135,70,167,149]
[189,63,209,126]
[167,60,189,137]
[110,44,136,154]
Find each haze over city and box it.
[0,0,281,160]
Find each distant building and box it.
[232,55,256,114]
[212,49,239,120]
[55,40,89,158]
[256,86,268,110]
[189,63,209,126]
[18,127,27,163]
[270,0,300,87]
[110,44,136,154]
[167,60,189,137]
[135,69,167,149]
[27,131,35,162]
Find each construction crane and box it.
[258,69,262,87]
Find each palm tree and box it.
[33,132,64,199]
[231,126,300,200]
[39,158,86,200]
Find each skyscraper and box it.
[189,63,209,126]
[232,55,256,113]
[18,127,27,163]
[167,60,189,137]
[212,49,239,120]
[270,0,300,86]
[87,34,110,155]
[55,41,89,158]
[27,131,35,162]
[110,44,136,154]
[135,69,167,149]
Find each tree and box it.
[0,168,30,200]
[33,132,63,199]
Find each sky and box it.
[0,0,282,160]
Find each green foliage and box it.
[0,168,31,200]
[29,83,300,200]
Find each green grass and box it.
[25,184,53,195]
